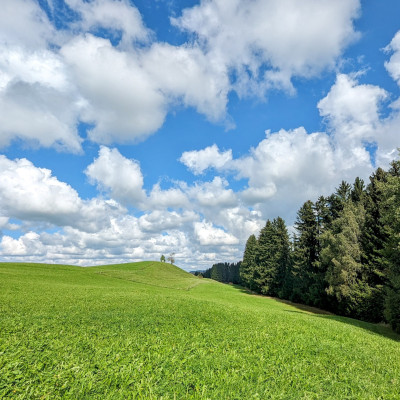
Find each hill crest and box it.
[90,261,202,290]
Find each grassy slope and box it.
[0,262,399,399]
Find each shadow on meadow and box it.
[280,299,400,342]
[314,313,400,342]
[231,284,400,342]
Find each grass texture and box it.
[0,261,399,399]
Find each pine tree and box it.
[231,262,242,284]
[210,264,223,282]
[326,181,351,222]
[351,177,365,203]
[254,220,277,295]
[360,168,389,321]
[321,202,367,317]
[240,234,258,290]
[292,200,319,304]
[273,217,292,299]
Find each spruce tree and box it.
[326,181,351,222]
[240,234,258,290]
[361,168,389,321]
[255,220,277,295]
[273,217,292,299]
[351,177,365,203]
[321,202,367,317]
[210,264,223,282]
[292,200,319,304]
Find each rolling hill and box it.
[0,261,399,399]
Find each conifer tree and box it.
[240,234,258,290]
[292,200,319,304]
[351,177,365,203]
[326,181,351,222]
[321,202,367,317]
[361,168,389,321]
[254,220,277,295]
[273,217,292,299]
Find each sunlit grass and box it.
[1,262,399,399]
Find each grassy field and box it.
[0,261,399,399]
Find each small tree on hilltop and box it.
[160,254,166,263]
[167,253,175,264]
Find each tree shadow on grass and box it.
[276,298,400,342]
[313,313,400,342]
[231,284,400,342]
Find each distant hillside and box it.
[91,261,202,290]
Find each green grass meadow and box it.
[1,261,399,399]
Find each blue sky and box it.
[1,0,400,270]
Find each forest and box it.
[204,156,400,333]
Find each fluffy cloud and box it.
[232,128,339,219]
[173,0,360,93]
[0,0,54,49]
[0,88,82,152]
[138,211,198,233]
[179,128,338,211]
[317,73,400,169]
[385,30,400,86]
[85,146,145,205]
[1,232,44,256]
[61,35,167,144]
[2,65,399,269]
[0,155,125,232]
[186,177,237,208]
[194,221,239,246]
[0,155,81,223]
[0,76,82,151]
[142,43,229,122]
[60,35,232,144]
[318,74,387,146]
[0,0,230,151]
[64,0,150,46]
[180,144,232,175]
[148,184,190,210]
[0,1,82,152]
[0,47,69,91]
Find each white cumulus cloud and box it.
[318,74,388,145]
[0,155,82,223]
[194,221,239,246]
[0,2,82,152]
[61,35,167,144]
[0,155,125,233]
[142,43,229,122]
[173,0,360,94]
[0,0,55,49]
[85,146,145,206]
[148,184,190,210]
[180,144,232,175]
[385,30,400,87]
[64,0,150,46]
[186,177,237,208]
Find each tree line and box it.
[206,157,400,333]
[201,262,242,284]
